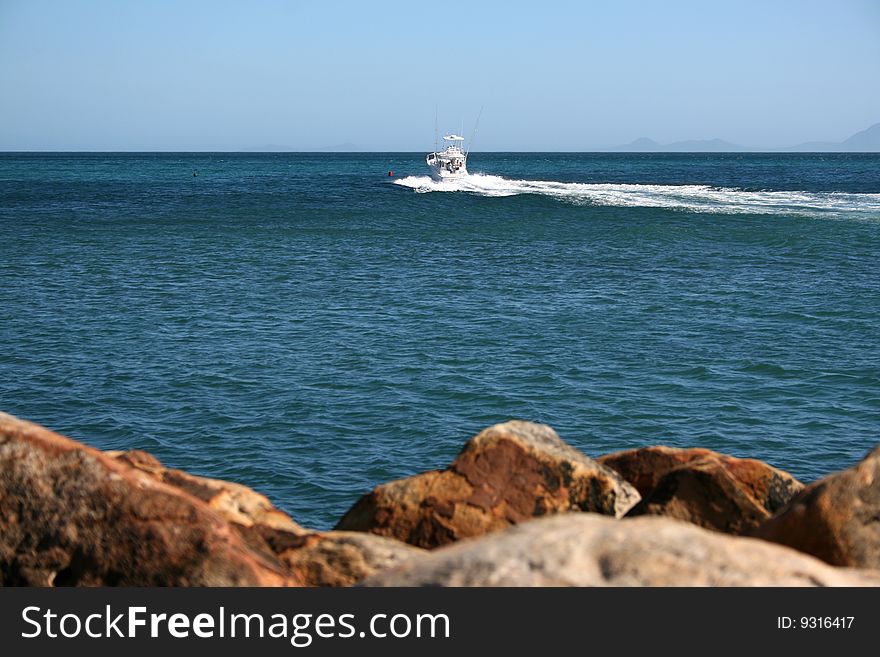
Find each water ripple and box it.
[2,153,879,528]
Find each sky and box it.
[1,0,878,151]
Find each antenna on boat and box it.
[466,106,483,158]
[434,105,439,155]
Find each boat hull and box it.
[427,145,468,181]
[428,165,469,181]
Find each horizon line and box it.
[3,149,880,154]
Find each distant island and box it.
[234,123,880,153]
[608,122,880,152]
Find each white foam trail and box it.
[393,173,880,217]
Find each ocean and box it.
[1,152,879,529]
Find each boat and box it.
[426,134,469,181]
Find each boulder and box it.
[0,412,423,587]
[335,421,640,548]
[598,446,716,496]
[117,450,426,586]
[109,449,305,534]
[599,446,803,513]
[626,457,774,534]
[754,445,880,569]
[599,446,803,534]
[259,528,424,587]
[363,513,880,587]
[0,412,299,586]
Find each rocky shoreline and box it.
[1,411,878,586]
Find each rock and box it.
[0,412,299,586]
[259,528,424,587]
[335,421,640,548]
[599,446,803,513]
[598,446,803,534]
[0,412,422,587]
[362,513,880,587]
[626,457,773,534]
[754,445,880,569]
[598,446,716,497]
[113,450,424,586]
[109,449,305,534]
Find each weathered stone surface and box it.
[754,445,880,569]
[335,421,640,548]
[363,513,880,587]
[599,446,803,513]
[599,446,803,534]
[260,529,424,587]
[114,449,426,586]
[626,457,775,534]
[0,412,299,586]
[12,407,874,588]
[598,446,715,496]
[109,449,305,534]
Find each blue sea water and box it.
[1,152,879,529]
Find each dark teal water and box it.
[2,152,879,529]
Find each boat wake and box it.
[393,173,880,217]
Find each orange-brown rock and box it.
[114,450,425,586]
[109,449,306,534]
[626,457,774,534]
[114,449,425,586]
[754,445,880,569]
[258,528,424,587]
[599,446,803,514]
[335,421,640,548]
[0,412,299,586]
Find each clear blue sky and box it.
[1,0,878,150]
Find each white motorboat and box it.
[426,134,469,181]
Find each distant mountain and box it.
[615,137,662,151]
[838,122,880,151]
[781,140,839,152]
[782,123,880,152]
[609,122,880,152]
